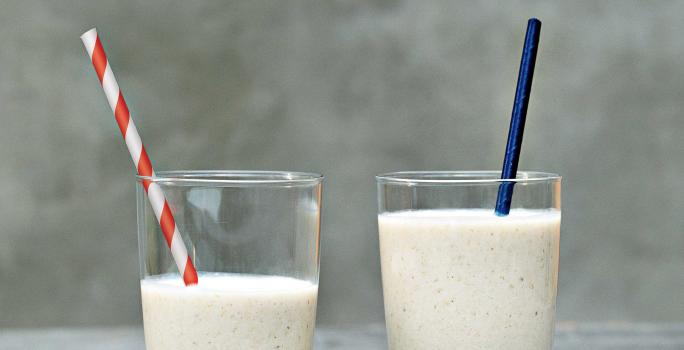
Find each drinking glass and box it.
[377,171,561,349]
[137,170,323,350]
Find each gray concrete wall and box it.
[0,0,683,327]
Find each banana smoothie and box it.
[141,273,318,350]
[378,209,560,349]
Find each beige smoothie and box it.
[141,273,318,350]
[378,209,560,350]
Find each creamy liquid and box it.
[378,209,560,350]
[141,273,318,350]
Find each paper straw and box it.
[495,18,541,216]
[81,28,198,285]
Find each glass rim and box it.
[136,170,324,185]
[376,170,561,185]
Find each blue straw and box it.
[495,18,541,216]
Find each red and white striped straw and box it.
[81,28,198,286]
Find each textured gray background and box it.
[0,0,683,328]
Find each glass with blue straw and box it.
[376,18,561,350]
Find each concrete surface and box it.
[1,324,684,350]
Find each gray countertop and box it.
[1,323,683,349]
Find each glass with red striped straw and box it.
[82,29,323,349]
[137,171,322,349]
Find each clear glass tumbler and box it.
[136,171,323,350]
[376,171,561,350]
